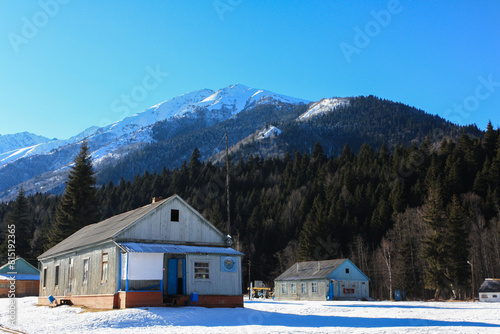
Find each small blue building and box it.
[274,259,370,300]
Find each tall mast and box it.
[225,130,231,236]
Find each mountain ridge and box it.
[0,86,483,202]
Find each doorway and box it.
[164,256,186,296]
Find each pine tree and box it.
[188,147,203,182]
[47,140,98,249]
[0,188,32,262]
[445,196,469,299]
[422,186,448,299]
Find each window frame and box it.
[82,258,90,285]
[194,261,210,280]
[311,282,318,293]
[171,209,180,222]
[281,283,287,294]
[43,267,47,288]
[101,252,109,283]
[345,268,350,274]
[301,282,307,294]
[54,264,60,287]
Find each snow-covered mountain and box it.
[298,98,349,121]
[0,84,310,201]
[0,132,53,155]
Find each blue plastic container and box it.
[190,292,198,303]
[48,295,55,304]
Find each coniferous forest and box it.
[1,122,500,301]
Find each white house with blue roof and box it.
[38,195,243,309]
[274,259,370,301]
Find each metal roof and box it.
[274,259,347,281]
[38,197,171,259]
[0,274,40,281]
[479,278,500,293]
[118,242,244,256]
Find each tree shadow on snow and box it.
[142,307,500,329]
[324,303,485,310]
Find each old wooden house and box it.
[479,278,500,302]
[0,257,40,297]
[38,195,244,309]
[274,259,370,301]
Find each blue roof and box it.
[0,274,40,281]
[118,242,244,256]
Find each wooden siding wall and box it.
[185,254,242,296]
[274,280,327,301]
[117,197,227,245]
[39,243,118,298]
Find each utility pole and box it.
[225,130,231,237]
[467,260,475,302]
[248,260,252,300]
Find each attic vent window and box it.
[171,209,179,222]
[345,268,350,274]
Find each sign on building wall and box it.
[221,256,237,272]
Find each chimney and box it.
[152,196,163,203]
[296,263,299,272]
[317,261,320,271]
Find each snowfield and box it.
[1,297,499,333]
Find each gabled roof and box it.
[39,194,226,260]
[275,259,347,281]
[479,278,500,293]
[0,257,39,274]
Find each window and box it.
[344,288,355,294]
[281,283,287,294]
[194,262,209,280]
[83,258,89,284]
[0,284,5,288]
[43,268,47,288]
[493,295,498,298]
[345,268,350,274]
[68,258,74,291]
[291,283,296,294]
[301,283,307,294]
[54,265,60,286]
[101,253,109,283]
[312,282,318,293]
[171,209,180,222]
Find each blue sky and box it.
[1,0,499,139]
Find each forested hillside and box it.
[1,122,499,300]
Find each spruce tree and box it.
[445,196,469,299]
[422,186,448,299]
[47,140,98,248]
[0,188,32,262]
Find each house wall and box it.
[331,280,370,300]
[274,280,327,301]
[0,280,39,297]
[479,292,500,302]
[39,242,119,299]
[327,260,370,299]
[117,197,227,246]
[185,254,242,296]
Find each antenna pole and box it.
[225,131,231,236]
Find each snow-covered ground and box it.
[1,297,499,333]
